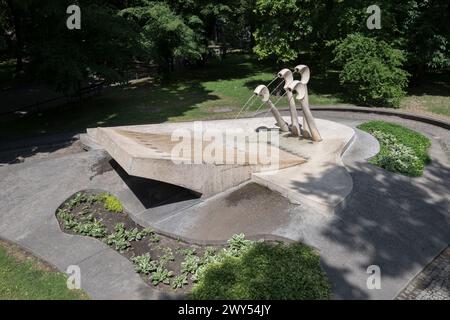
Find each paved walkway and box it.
[0,149,174,299]
[0,111,448,300]
[136,112,450,299]
[312,111,450,299]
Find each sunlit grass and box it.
[0,242,88,300]
[1,54,342,138]
[400,95,450,119]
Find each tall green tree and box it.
[166,0,256,52]
[252,0,450,75]
[120,1,204,75]
[0,0,138,93]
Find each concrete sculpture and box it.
[277,69,301,136]
[80,61,356,221]
[254,64,322,142]
[289,65,322,142]
[253,85,289,132]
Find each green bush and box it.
[358,121,431,176]
[333,33,409,107]
[101,194,123,213]
[371,131,422,175]
[190,241,330,300]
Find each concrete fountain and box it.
[82,65,355,214]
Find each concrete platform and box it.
[86,117,306,197]
[253,118,355,212]
[86,117,355,212]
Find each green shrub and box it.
[190,242,330,300]
[102,194,124,213]
[358,121,431,176]
[333,33,409,107]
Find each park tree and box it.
[252,0,316,63]
[252,0,449,75]
[0,0,138,93]
[166,0,256,54]
[251,0,448,107]
[0,0,447,97]
[0,0,33,72]
[399,0,450,76]
[120,1,205,76]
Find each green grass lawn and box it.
[1,54,342,139]
[0,241,88,300]
[190,241,331,300]
[358,121,431,177]
[400,71,450,119]
[2,55,447,139]
[401,95,450,118]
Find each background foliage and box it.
[332,33,409,107]
[0,0,448,106]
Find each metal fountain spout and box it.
[254,85,289,132]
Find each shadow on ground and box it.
[1,54,274,139]
[408,71,450,97]
[291,156,450,299]
[109,159,200,209]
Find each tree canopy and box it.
[0,0,448,96]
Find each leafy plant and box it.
[181,255,201,275]
[132,253,158,274]
[368,130,422,175]
[105,223,131,252]
[178,247,197,257]
[125,228,144,241]
[148,233,161,243]
[63,219,78,230]
[65,193,89,210]
[190,242,331,300]
[112,237,132,252]
[358,121,431,176]
[191,235,254,282]
[151,267,174,286]
[159,248,175,266]
[172,274,189,289]
[57,209,77,230]
[72,219,107,238]
[102,194,124,213]
[201,247,218,265]
[104,223,153,252]
[224,233,253,257]
[142,228,155,236]
[92,193,124,213]
[377,141,421,175]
